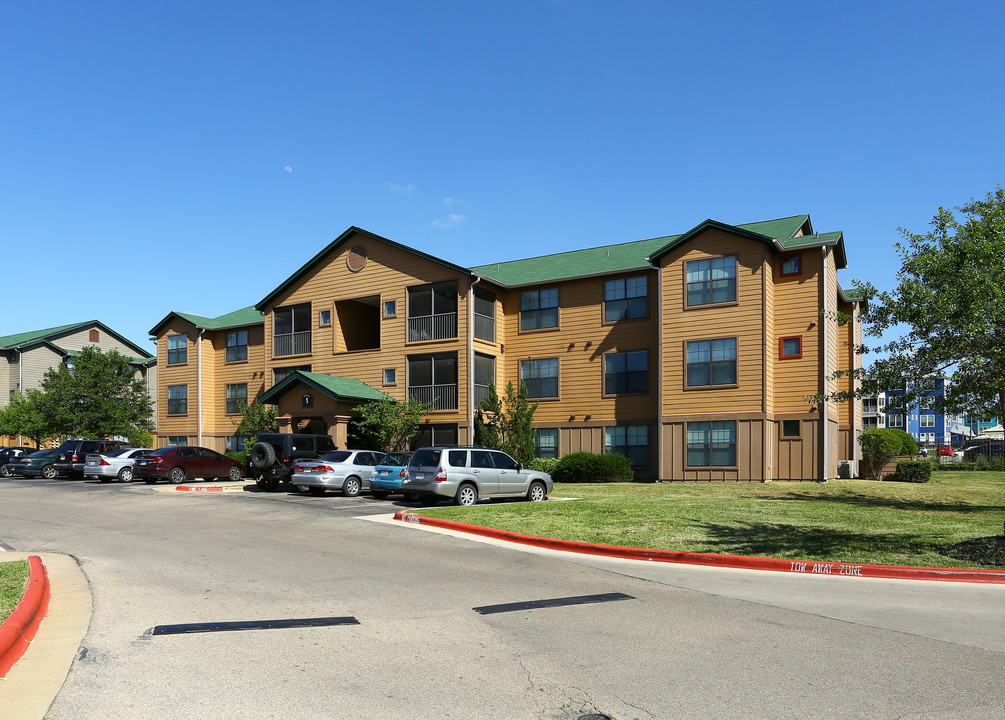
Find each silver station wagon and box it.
[404,447,553,506]
[291,450,383,496]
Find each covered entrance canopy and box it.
[258,370,389,448]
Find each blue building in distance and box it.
[863,378,970,448]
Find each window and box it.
[919,432,935,443]
[534,429,558,459]
[473,353,495,409]
[273,303,312,356]
[226,436,247,452]
[520,358,559,398]
[167,436,188,447]
[273,365,310,384]
[319,309,331,326]
[605,426,648,466]
[921,414,936,428]
[167,334,187,365]
[520,288,559,331]
[889,414,903,427]
[781,420,800,438]
[687,421,737,467]
[780,254,802,277]
[383,300,397,317]
[407,281,457,341]
[474,288,496,342]
[779,336,802,359]
[604,276,648,321]
[226,384,247,414]
[167,385,187,415]
[408,352,458,410]
[604,350,648,395]
[410,423,458,449]
[383,368,396,385]
[686,256,736,306]
[686,338,737,387]
[335,295,380,351]
[226,330,248,362]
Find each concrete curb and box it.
[392,510,1005,584]
[0,556,51,677]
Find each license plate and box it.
[380,470,389,477]
[414,473,424,480]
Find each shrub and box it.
[527,457,560,475]
[888,460,933,483]
[858,428,903,480]
[888,429,918,456]
[551,452,634,483]
[226,450,250,469]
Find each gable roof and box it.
[258,370,389,405]
[255,226,472,311]
[148,306,264,337]
[471,214,846,287]
[0,320,154,360]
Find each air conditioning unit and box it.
[837,460,854,479]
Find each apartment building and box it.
[149,214,863,481]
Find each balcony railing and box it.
[473,383,491,410]
[408,313,457,342]
[273,331,311,357]
[409,384,458,411]
[474,313,495,342]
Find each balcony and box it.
[473,383,491,410]
[409,384,458,411]
[273,331,311,357]
[408,313,457,342]
[474,313,495,343]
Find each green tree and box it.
[0,389,58,447]
[351,396,435,453]
[233,399,279,438]
[474,380,538,465]
[856,186,1005,419]
[40,347,153,439]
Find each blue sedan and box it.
[369,452,412,499]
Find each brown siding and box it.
[772,249,823,414]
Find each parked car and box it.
[133,447,245,485]
[52,439,130,479]
[3,447,47,478]
[291,450,384,496]
[403,447,553,506]
[22,449,61,479]
[83,448,153,483]
[248,433,337,490]
[960,439,1005,461]
[369,452,413,499]
[0,447,35,477]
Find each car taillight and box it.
[72,454,79,462]
[434,467,447,482]
[100,459,110,466]
[283,456,291,463]
[315,465,333,473]
[398,468,407,478]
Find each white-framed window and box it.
[888,414,903,427]
[920,414,936,428]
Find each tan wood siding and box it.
[659,418,766,481]
[153,319,200,442]
[772,249,823,414]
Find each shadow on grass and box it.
[764,492,1005,515]
[697,520,934,560]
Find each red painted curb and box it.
[392,510,1005,584]
[0,555,51,677]
[175,486,223,492]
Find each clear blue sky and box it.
[4,1,1003,356]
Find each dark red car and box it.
[132,447,245,485]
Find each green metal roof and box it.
[59,347,157,366]
[148,305,264,336]
[259,370,389,405]
[0,320,154,360]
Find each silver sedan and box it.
[83,448,153,483]
[290,450,383,496]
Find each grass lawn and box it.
[0,559,31,624]
[416,472,1005,569]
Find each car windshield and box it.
[320,451,352,463]
[108,449,132,458]
[150,448,175,456]
[379,453,411,466]
[410,449,441,467]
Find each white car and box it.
[290,450,383,496]
[84,448,153,483]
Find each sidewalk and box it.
[0,553,91,720]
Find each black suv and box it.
[249,433,337,490]
[53,439,130,479]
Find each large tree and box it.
[351,395,435,453]
[40,347,154,439]
[858,186,1005,418]
[0,388,58,447]
[474,380,538,465]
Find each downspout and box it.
[197,328,205,446]
[468,276,481,443]
[852,303,860,468]
[17,347,23,446]
[655,265,663,482]
[821,246,830,480]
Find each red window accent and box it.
[779,336,803,359]
[780,254,802,277]
[89,329,100,342]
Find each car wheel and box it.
[309,486,326,496]
[342,477,361,497]
[168,467,187,484]
[256,475,279,491]
[227,465,242,482]
[250,442,276,470]
[371,490,389,500]
[526,481,547,502]
[118,467,134,483]
[0,465,10,478]
[42,465,58,479]
[455,483,478,507]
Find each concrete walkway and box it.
[0,553,92,720]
